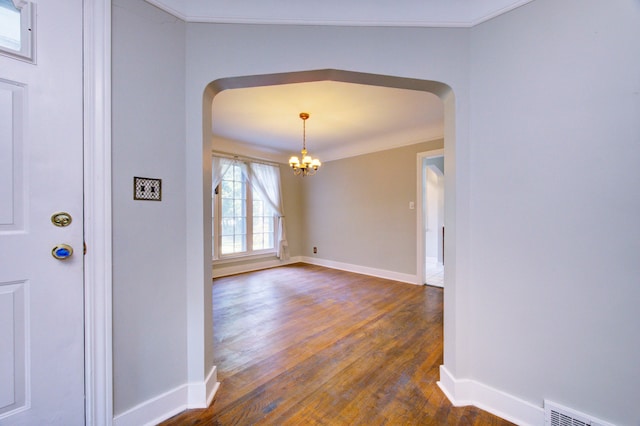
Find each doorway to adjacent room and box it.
[418,151,444,287]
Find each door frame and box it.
[83,0,113,424]
[416,148,444,285]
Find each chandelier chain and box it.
[302,117,306,151]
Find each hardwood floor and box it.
[161,263,513,425]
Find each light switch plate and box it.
[134,177,162,201]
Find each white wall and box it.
[112,0,187,415]
[469,0,640,424]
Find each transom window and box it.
[212,161,276,259]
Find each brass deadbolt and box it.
[51,212,72,227]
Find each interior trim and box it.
[83,0,113,424]
[437,365,544,426]
[300,256,420,285]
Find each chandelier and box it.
[289,112,321,176]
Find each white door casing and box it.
[0,0,85,424]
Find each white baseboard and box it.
[188,365,220,408]
[113,385,188,426]
[213,255,420,286]
[212,256,303,278]
[300,256,420,285]
[113,365,220,426]
[205,366,220,407]
[437,365,544,426]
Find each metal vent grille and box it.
[549,409,589,426]
[544,400,616,426]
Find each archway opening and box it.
[201,68,458,388]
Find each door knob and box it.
[52,244,74,260]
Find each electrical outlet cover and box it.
[134,177,162,201]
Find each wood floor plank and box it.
[160,263,514,426]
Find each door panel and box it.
[0,0,85,424]
[0,281,26,417]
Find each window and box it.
[0,0,34,61]
[212,161,276,259]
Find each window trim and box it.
[212,161,277,261]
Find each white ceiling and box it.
[145,0,534,27]
[147,0,533,162]
[212,81,443,162]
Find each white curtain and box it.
[247,162,289,260]
[211,156,233,191]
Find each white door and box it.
[0,0,85,424]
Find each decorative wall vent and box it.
[544,400,615,426]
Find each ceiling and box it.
[212,81,443,162]
[145,0,534,27]
[146,0,534,162]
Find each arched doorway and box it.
[199,68,458,399]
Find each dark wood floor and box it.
[161,263,513,425]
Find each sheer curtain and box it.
[247,162,289,260]
[211,156,233,190]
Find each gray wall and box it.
[110,0,640,424]
[468,0,640,423]
[112,0,187,414]
[303,140,443,274]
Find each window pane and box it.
[213,157,278,257]
[253,233,264,250]
[234,181,245,199]
[234,234,246,252]
[234,199,245,216]
[0,1,21,52]
[253,199,264,216]
[213,178,218,257]
[253,217,263,233]
[220,236,234,254]
[217,162,248,255]
[221,180,233,198]
[234,217,245,235]
[221,218,234,235]
[251,188,275,251]
[211,218,216,255]
[221,198,234,217]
